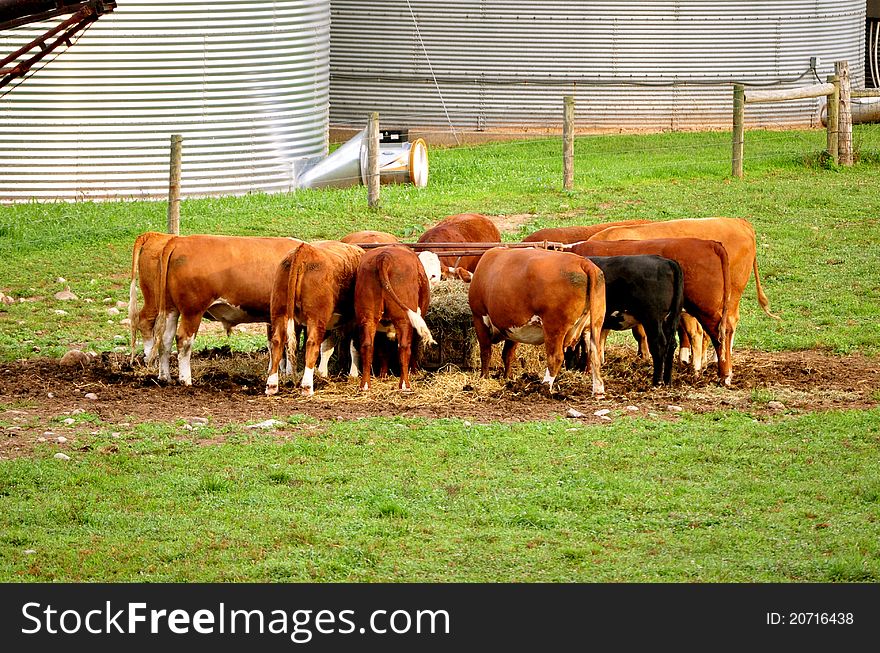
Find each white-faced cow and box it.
[579,255,684,386]
[266,240,363,396]
[152,235,304,386]
[569,238,733,385]
[468,248,606,396]
[354,245,436,392]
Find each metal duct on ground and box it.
[296,129,429,189]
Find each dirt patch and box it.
[2,348,877,460]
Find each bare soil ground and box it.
[2,347,877,460]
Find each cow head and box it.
[418,251,443,289]
[443,266,472,283]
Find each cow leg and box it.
[358,322,376,391]
[317,333,336,378]
[630,324,650,359]
[678,324,692,364]
[501,340,519,379]
[642,321,666,386]
[349,339,361,378]
[157,310,179,382]
[395,321,414,391]
[599,328,610,365]
[680,314,704,375]
[176,313,203,386]
[265,318,289,396]
[472,316,494,378]
[301,323,326,396]
[541,331,566,393]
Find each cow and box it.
[354,245,436,392]
[569,238,732,385]
[265,240,363,396]
[128,231,175,364]
[523,220,651,245]
[468,248,606,396]
[578,255,684,386]
[588,217,779,366]
[417,213,501,274]
[152,235,304,386]
[340,230,400,245]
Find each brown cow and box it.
[569,238,733,385]
[417,213,501,273]
[153,235,304,386]
[589,217,779,365]
[468,248,606,396]
[354,245,436,392]
[340,230,400,245]
[265,240,363,396]
[523,220,651,244]
[128,231,175,364]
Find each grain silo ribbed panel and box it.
[330,1,865,133]
[0,0,329,201]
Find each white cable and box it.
[404,0,461,145]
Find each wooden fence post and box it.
[732,84,744,178]
[167,133,182,235]
[826,74,839,164]
[563,95,574,190]
[835,61,853,166]
[366,112,380,208]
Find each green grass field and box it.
[1,128,879,581]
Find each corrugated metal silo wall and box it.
[330,1,865,134]
[0,0,329,202]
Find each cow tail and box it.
[128,232,150,362]
[152,237,177,361]
[378,251,436,346]
[752,254,780,320]
[713,241,731,363]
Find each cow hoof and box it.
[265,385,278,396]
[723,375,733,388]
[301,387,314,397]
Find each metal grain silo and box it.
[330,1,865,135]
[0,0,329,201]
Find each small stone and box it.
[103,297,112,304]
[56,436,68,443]
[42,431,54,437]
[119,318,132,326]
[53,453,70,461]
[0,292,13,304]
[84,392,98,401]
[593,408,611,417]
[566,408,585,419]
[56,277,66,284]
[111,432,121,438]
[59,349,90,366]
[36,437,47,443]
[53,288,77,301]
[182,423,193,431]
[599,415,612,422]
[62,418,75,426]
[54,309,68,316]
[107,307,120,315]
[666,405,683,413]
[71,408,85,415]
[768,401,785,410]
[626,405,639,412]
[463,420,472,427]
[115,300,127,309]
[186,417,209,426]
[23,549,36,555]
[246,419,285,429]
[47,392,54,398]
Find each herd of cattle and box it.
[127,213,778,398]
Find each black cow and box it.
[571,255,684,386]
